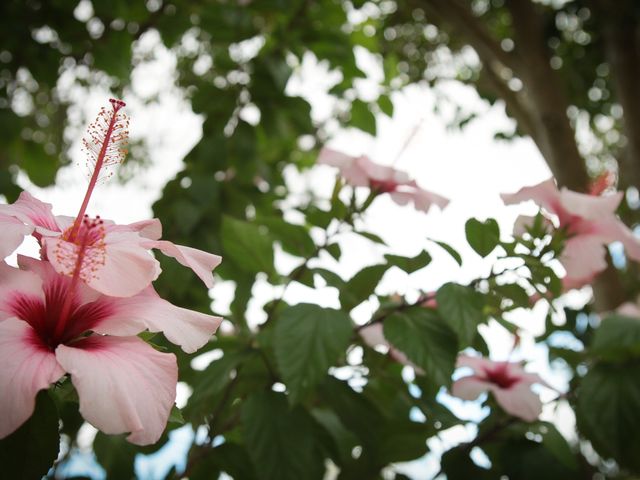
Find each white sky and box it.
[12,31,583,480]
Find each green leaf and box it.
[190,443,258,480]
[576,361,640,472]
[326,243,341,260]
[350,99,377,135]
[493,283,531,309]
[306,207,333,229]
[311,408,360,464]
[377,94,394,117]
[427,238,462,266]
[383,308,458,386]
[221,216,275,275]
[318,377,385,452]
[536,422,578,471]
[385,250,432,273]
[274,304,353,403]
[185,351,246,422]
[590,314,640,361]
[19,141,59,187]
[436,282,485,347]
[492,438,578,480]
[93,432,136,480]
[168,405,185,425]
[242,391,323,480]
[379,420,430,464]
[465,217,500,257]
[311,268,346,290]
[353,230,387,245]
[0,391,59,480]
[441,446,493,480]
[339,264,389,311]
[260,216,316,258]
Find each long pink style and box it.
[68,99,129,242]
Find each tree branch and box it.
[421,0,520,73]
[590,0,640,188]
[504,0,590,192]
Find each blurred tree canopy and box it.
[3,1,640,479]
[3,0,639,306]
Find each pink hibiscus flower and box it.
[317,147,449,213]
[0,99,221,297]
[501,178,640,284]
[0,256,222,445]
[0,192,221,297]
[451,355,546,422]
[616,301,640,318]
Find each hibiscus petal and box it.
[109,219,163,240]
[359,323,387,349]
[17,255,100,306]
[559,189,622,221]
[93,286,222,353]
[357,156,411,184]
[0,262,44,320]
[317,148,356,168]
[390,188,449,213]
[0,318,65,438]
[456,354,495,373]
[146,240,221,289]
[593,218,640,262]
[56,336,177,445]
[562,275,593,291]
[500,178,561,214]
[0,214,34,259]
[45,232,161,297]
[491,383,542,422]
[451,377,492,401]
[317,148,371,186]
[0,191,61,235]
[617,302,640,318]
[561,235,608,280]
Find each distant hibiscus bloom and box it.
[451,354,547,422]
[616,300,640,318]
[0,256,221,445]
[0,191,221,297]
[317,148,449,213]
[501,178,640,285]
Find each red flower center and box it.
[56,216,107,281]
[9,217,112,351]
[484,363,520,389]
[370,179,398,193]
[7,276,113,350]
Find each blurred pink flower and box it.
[318,148,449,213]
[501,178,640,282]
[0,191,221,297]
[0,257,221,445]
[616,301,640,318]
[451,355,546,422]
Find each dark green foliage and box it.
[0,391,59,480]
[383,308,458,386]
[241,391,324,480]
[436,282,486,347]
[274,304,353,403]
